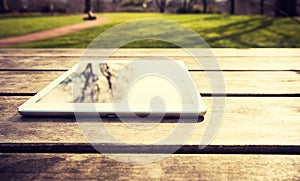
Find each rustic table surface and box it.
[0,48,299,180]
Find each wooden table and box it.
[0,48,299,180]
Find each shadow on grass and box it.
[101,16,275,48]
[200,17,274,47]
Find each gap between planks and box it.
[0,143,300,154]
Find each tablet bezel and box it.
[18,61,207,117]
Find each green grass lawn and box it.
[5,13,300,48]
[0,14,83,38]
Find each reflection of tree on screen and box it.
[72,63,114,103]
[100,63,113,94]
[38,62,128,104]
[38,61,194,105]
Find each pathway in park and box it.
[0,17,108,48]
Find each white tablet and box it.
[18,60,206,117]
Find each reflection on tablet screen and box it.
[37,62,193,105]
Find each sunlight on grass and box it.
[10,13,300,48]
[0,14,83,38]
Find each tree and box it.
[95,0,103,12]
[260,0,265,15]
[84,0,97,20]
[275,0,298,17]
[85,0,92,13]
[230,0,235,14]
[0,0,9,13]
[155,0,166,13]
[202,0,207,13]
[180,0,197,13]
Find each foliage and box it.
[121,0,143,7]
[176,0,195,14]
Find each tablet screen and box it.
[37,61,194,105]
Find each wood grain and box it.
[0,153,299,180]
[0,48,299,179]
[1,71,299,94]
[1,96,299,148]
[1,56,300,71]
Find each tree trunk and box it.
[0,0,9,13]
[230,0,235,15]
[96,0,101,12]
[182,0,187,10]
[160,0,166,13]
[275,0,298,17]
[85,0,91,13]
[260,0,265,15]
[155,0,166,13]
[202,0,207,13]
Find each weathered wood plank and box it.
[0,56,77,71]
[1,96,299,147]
[0,71,64,94]
[0,48,298,179]
[1,48,299,57]
[1,71,299,94]
[1,56,299,71]
[0,153,299,180]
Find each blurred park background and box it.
[0,0,299,48]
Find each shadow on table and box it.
[10,114,204,123]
